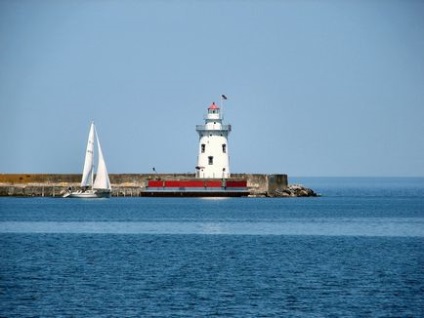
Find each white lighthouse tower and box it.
[196,101,231,179]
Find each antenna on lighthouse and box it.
[221,94,227,119]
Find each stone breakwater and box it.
[0,173,317,197]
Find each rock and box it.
[268,184,318,197]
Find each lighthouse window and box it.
[222,144,226,153]
[201,144,205,153]
[208,156,214,165]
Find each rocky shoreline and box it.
[267,184,319,198]
[245,184,318,198]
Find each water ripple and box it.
[1,218,423,237]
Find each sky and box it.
[1,0,423,177]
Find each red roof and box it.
[208,102,219,110]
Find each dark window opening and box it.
[208,156,214,165]
[201,144,205,153]
[222,144,226,153]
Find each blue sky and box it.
[1,0,423,177]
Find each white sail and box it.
[80,122,95,188]
[63,121,111,198]
[93,127,111,190]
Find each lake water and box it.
[1,177,423,317]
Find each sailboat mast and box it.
[81,122,96,188]
[90,159,94,190]
[91,124,96,190]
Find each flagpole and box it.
[221,94,227,119]
[221,95,224,119]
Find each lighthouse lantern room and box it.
[196,101,231,178]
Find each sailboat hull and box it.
[63,189,111,198]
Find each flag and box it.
[221,94,227,100]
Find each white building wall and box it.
[197,133,230,178]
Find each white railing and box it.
[196,124,231,132]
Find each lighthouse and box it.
[195,101,231,179]
[142,97,248,196]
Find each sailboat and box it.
[63,122,112,198]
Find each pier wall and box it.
[0,173,288,197]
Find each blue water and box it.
[1,177,423,317]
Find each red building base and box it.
[141,179,249,197]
